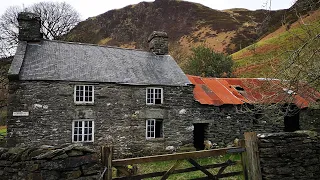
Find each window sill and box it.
[72,141,94,145]
[74,102,95,106]
[146,138,165,142]
[146,103,164,105]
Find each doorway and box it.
[283,105,300,132]
[284,112,300,132]
[193,123,208,150]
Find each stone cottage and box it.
[7,12,197,157]
[7,12,320,157]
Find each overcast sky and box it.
[0,0,296,20]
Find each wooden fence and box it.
[100,132,261,180]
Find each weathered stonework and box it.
[300,109,320,132]
[7,81,196,157]
[258,131,320,180]
[17,12,42,42]
[0,144,101,180]
[7,80,289,158]
[148,31,168,55]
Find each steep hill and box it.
[232,7,320,90]
[63,0,284,64]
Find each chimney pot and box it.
[148,31,168,55]
[17,12,42,42]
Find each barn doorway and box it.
[284,112,300,132]
[193,123,208,150]
[283,105,300,132]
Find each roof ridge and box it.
[41,39,149,53]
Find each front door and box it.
[193,123,207,150]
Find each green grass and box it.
[0,126,6,136]
[116,154,243,180]
[0,126,6,146]
[232,14,320,78]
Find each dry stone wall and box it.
[0,144,101,180]
[258,131,320,180]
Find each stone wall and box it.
[7,81,196,157]
[258,131,320,180]
[0,144,101,180]
[7,80,290,158]
[190,104,284,147]
[300,109,320,132]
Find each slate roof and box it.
[188,75,320,109]
[9,40,191,86]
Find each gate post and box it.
[101,146,113,180]
[244,132,262,180]
[240,139,248,180]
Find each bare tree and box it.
[0,6,21,57]
[30,2,80,40]
[0,1,80,57]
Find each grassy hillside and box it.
[232,9,320,82]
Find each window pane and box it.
[85,97,89,101]
[84,135,88,141]
[80,86,83,90]
[79,121,82,127]
[79,135,82,141]
[89,86,92,91]
[74,135,78,141]
[151,120,154,125]
[89,135,92,141]
[85,86,89,91]
[155,99,162,104]
[89,121,92,127]
[84,128,88,134]
[79,128,82,134]
[89,128,92,134]
[75,121,78,127]
[74,127,78,134]
[85,121,88,127]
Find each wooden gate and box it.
[100,132,261,180]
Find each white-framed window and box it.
[146,119,163,139]
[74,85,94,104]
[146,87,163,105]
[72,120,94,142]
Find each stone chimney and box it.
[17,12,42,41]
[148,31,168,55]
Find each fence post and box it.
[101,146,113,180]
[244,132,262,180]
[240,139,248,180]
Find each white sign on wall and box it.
[13,111,29,117]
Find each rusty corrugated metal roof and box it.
[187,75,320,109]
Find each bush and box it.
[185,45,233,77]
